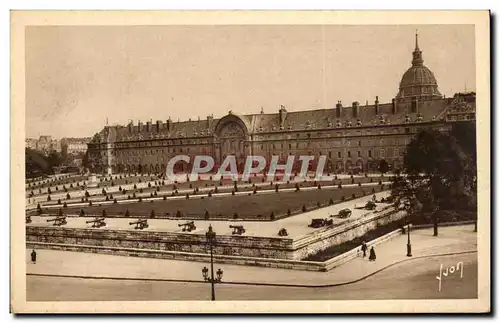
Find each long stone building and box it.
[88,34,476,175]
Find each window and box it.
[281,143,284,149]
[380,139,385,145]
[296,143,299,148]
[358,140,361,146]
[405,127,410,134]
[261,144,264,150]
[380,149,385,158]
[307,133,311,139]
[329,151,332,158]
[394,148,399,157]
[289,143,292,149]
[358,151,361,157]
[347,151,351,158]
[338,151,342,158]
[368,150,372,158]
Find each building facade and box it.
[88,34,476,175]
[60,137,91,156]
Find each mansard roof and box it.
[91,94,475,143]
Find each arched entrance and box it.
[214,114,250,173]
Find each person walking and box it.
[369,246,376,261]
[361,241,368,258]
[30,249,37,264]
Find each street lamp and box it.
[404,200,412,257]
[201,224,224,301]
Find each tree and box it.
[392,129,468,235]
[379,159,390,175]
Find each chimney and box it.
[392,98,397,114]
[207,114,214,127]
[128,120,134,133]
[146,120,152,132]
[335,101,343,118]
[352,101,360,118]
[279,105,287,125]
[138,121,143,132]
[375,96,380,115]
[166,117,172,131]
[156,120,163,132]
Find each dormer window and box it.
[336,120,342,128]
[405,115,411,123]
[288,125,293,130]
[357,119,362,126]
[346,120,352,128]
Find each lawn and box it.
[45,185,385,221]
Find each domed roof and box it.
[397,33,442,101]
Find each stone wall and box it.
[26,226,294,259]
[291,207,406,260]
[26,207,404,262]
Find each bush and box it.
[80,209,85,216]
[317,201,321,208]
[287,209,291,216]
[253,187,257,194]
[372,187,376,193]
[114,198,118,204]
[341,196,345,201]
[57,199,61,205]
[150,210,155,218]
[125,209,130,217]
[150,193,154,198]
[205,210,209,220]
[119,186,122,191]
[163,195,167,200]
[139,188,143,193]
[102,210,107,217]
[302,205,307,212]
[232,190,235,196]
[63,202,67,208]
[134,184,137,189]
[89,201,93,206]
[370,178,373,183]
[358,182,362,187]
[352,193,356,199]
[66,193,71,200]
[275,184,279,192]
[233,212,238,219]
[338,183,342,189]
[176,210,182,218]
[378,180,382,185]
[329,198,334,205]
[148,182,152,188]
[186,194,190,199]
[138,197,142,202]
[295,183,300,192]
[317,184,322,190]
[270,212,275,220]
[208,191,212,197]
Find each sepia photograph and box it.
[10,10,490,314]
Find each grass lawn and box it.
[45,185,384,220]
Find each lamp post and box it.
[202,224,223,301]
[405,200,412,257]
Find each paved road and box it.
[27,253,477,301]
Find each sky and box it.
[25,24,475,139]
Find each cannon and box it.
[309,218,333,228]
[25,215,32,224]
[86,217,106,228]
[129,219,149,230]
[230,225,246,235]
[178,221,196,232]
[46,216,67,226]
[331,208,352,219]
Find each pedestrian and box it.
[369,246,376,261]
[361,241,368,258]
[30,249,37,264]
